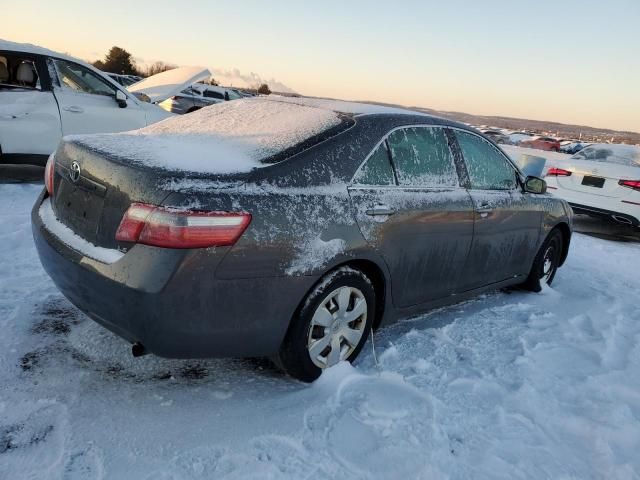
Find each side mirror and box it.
[524,176,547,194]
[115,90,127,108]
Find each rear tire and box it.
[522,229,563,292]
[276,267,375,382]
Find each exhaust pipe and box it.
[132,342,148,357]
[611,215,633,225]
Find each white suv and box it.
[0,39,209,166]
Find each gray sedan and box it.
[32,98,572,382]
[158,84,243,114]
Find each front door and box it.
[349,126,475,308]
[49,58,146,136]
[452,130,541,290]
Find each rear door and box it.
[453,130,541,290]
[0,52,61,159]
[349,126,474,307]
[49,58,146,135]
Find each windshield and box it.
[571,145,640,167]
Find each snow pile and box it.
[67,98,343,174]
[1,184,640,479]
[38,198,123,264]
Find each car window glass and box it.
[572,147,594,160]
[353,142,395,186]
[204,90,224,99]
[0,55,40,90]
[387,127,458,187]
[455,130,517,190]
[573,146,640,167]
[53,59,116,97]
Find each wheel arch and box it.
[287,257,390,339]
[551,222,571,266]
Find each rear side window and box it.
[455,130,517,190]
[0,54,41,90]
[204,90,224,99]
[387,127,458,187]
[353,142,395,186]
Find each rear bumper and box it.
[569,202,639,226]
[31,191,317,358]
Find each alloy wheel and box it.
[306,286,368,368]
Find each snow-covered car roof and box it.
[0,38,82,63]
[272,96,426,117]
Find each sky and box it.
[3,0,640,132]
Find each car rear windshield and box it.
[572,146,640,167]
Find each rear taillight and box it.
[44,153,55,195]
[546,167,572,177]
[618,179,640,191]
[115,203,251,249]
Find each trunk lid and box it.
[127,66,211,104]
[50,140,244,250]
[556,159,640,198]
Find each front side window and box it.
[387,127,458,187]
[455,130,517,190]
[353,141,395,186]
[53,59,116,97]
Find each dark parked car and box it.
[32,98,572,382]
[158,84,243,114]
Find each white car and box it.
[0,39,209,166]
[545,144,640,227]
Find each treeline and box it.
[91,46,272,94]
[91,46,176,78]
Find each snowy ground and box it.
[1,183,639,480]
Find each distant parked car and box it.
[107,73,141,87]
[545,144,640,227]
[520,136,561,152]
[480,129,510,144]
[0,38,209,166]
[559,141,590,155]
[33,97,571,382]
[508,131,535,144]
[158,84,243,114]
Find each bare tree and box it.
[145,61,177,77]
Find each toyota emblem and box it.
[70,161,81,183]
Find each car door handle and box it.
[475,203,493,217]
[63,106,84,113]
[365,204,395,216]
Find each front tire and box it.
[522,229,563,292]
[277,267,375,382]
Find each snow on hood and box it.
[127,66,211,104]
[66,98,343,174]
